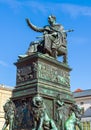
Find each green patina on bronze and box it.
[2,15,82,130]
[2,99,15,130]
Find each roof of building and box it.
[73,89,91,98]
[0,84,13,91]
[74,88,83,92]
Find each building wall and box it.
[0,85,12,130]
[75,96,91,111]
[74,96,91,122]
[73,91,91,129]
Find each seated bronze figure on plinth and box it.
[19,15,73,64]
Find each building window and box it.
[80,102,84,105]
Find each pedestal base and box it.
[12,53,75,130]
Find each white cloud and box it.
[1,0,91,17]
[61,4,91,17]
[25,2,91,17]
[0,60,9,67]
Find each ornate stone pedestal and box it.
[12,53,74,130]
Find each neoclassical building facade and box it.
[0,84,12,130]
[73,89,91,129]
[73,89,91,122]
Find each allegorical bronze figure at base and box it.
[2,99,15,130]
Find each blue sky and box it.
[0,0,91,91]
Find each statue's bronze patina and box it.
[65,103,82,130]
[2,15,82,130]
[2,99,15,130]
[31,94,58,130]
[19,15,73,63]
[55,94,68,130]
